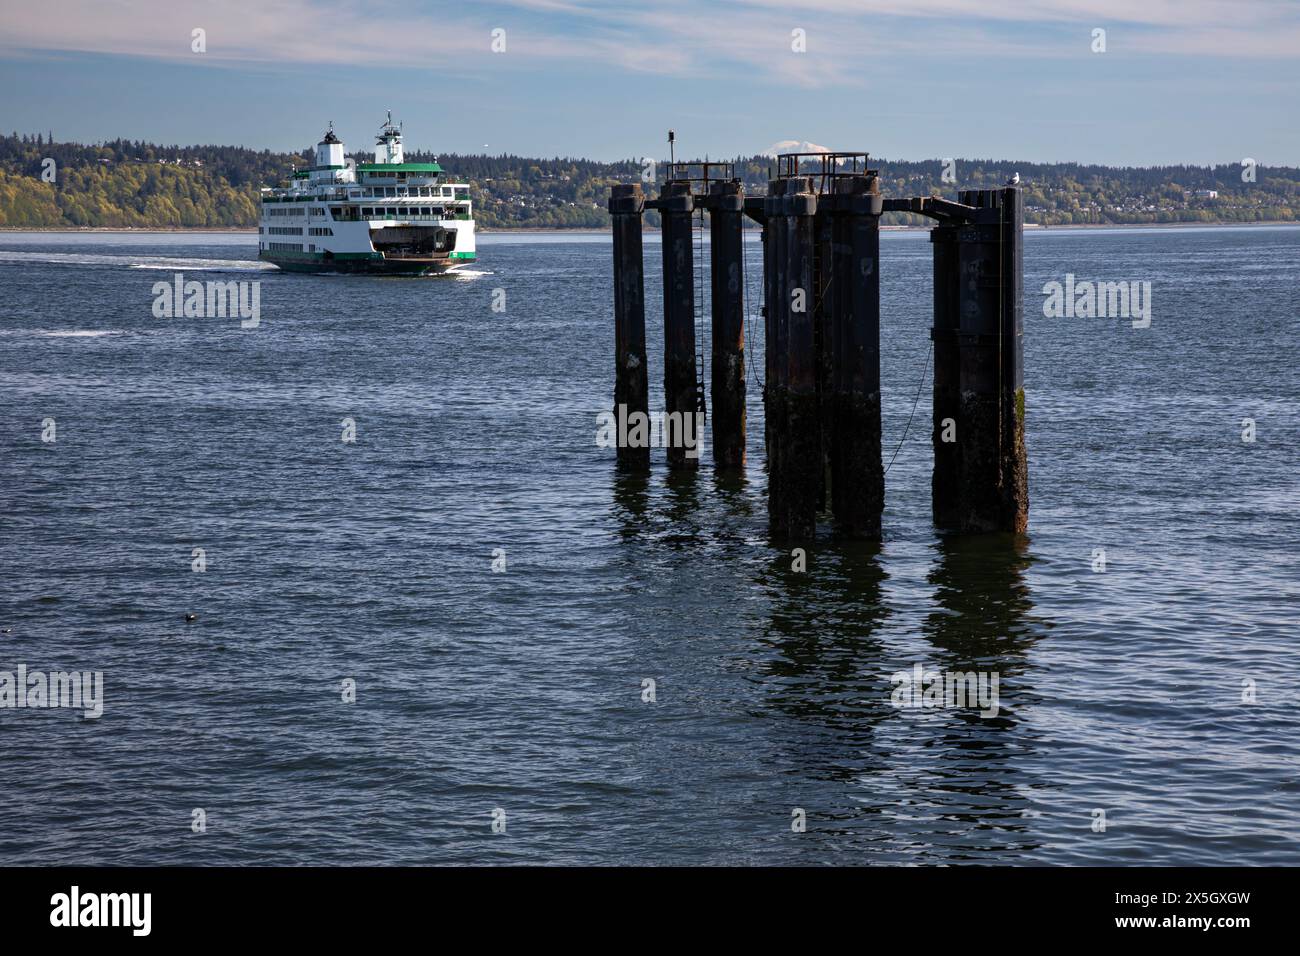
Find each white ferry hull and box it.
[258,117,477,277]
[258,251,473,275]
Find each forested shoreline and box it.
[2,132,1297,229]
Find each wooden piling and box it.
[659,180,699,469]
[765,177,819,539]
[608,183,649,468]
[825,173,884,539]
[709,179,746,470]
[950,186,1027,532]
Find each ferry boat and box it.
[258,114,476,275]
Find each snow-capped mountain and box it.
[759,140,832,158]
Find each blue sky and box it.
[1,0,1297,166]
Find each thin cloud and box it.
[0,0,1294,85]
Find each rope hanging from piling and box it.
[883,341,933,476]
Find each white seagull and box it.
[1007,172,1021,185]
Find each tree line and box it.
[2,132,1296,228]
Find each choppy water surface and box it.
[1,226,1297,865]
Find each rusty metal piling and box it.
[946,186,1027,532]
[708,179,746,470]
[608,183,649,468]
[764,176,819,539]
[823,173,884,538]
[930,220,962,525]
[659,180,699,469]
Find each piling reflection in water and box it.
[754,542,892,783]
[745,532,1053,859]
[897,533,1052,859]
[662,468,704,541]
[609,466,650,542]
[924,532,1044,665]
